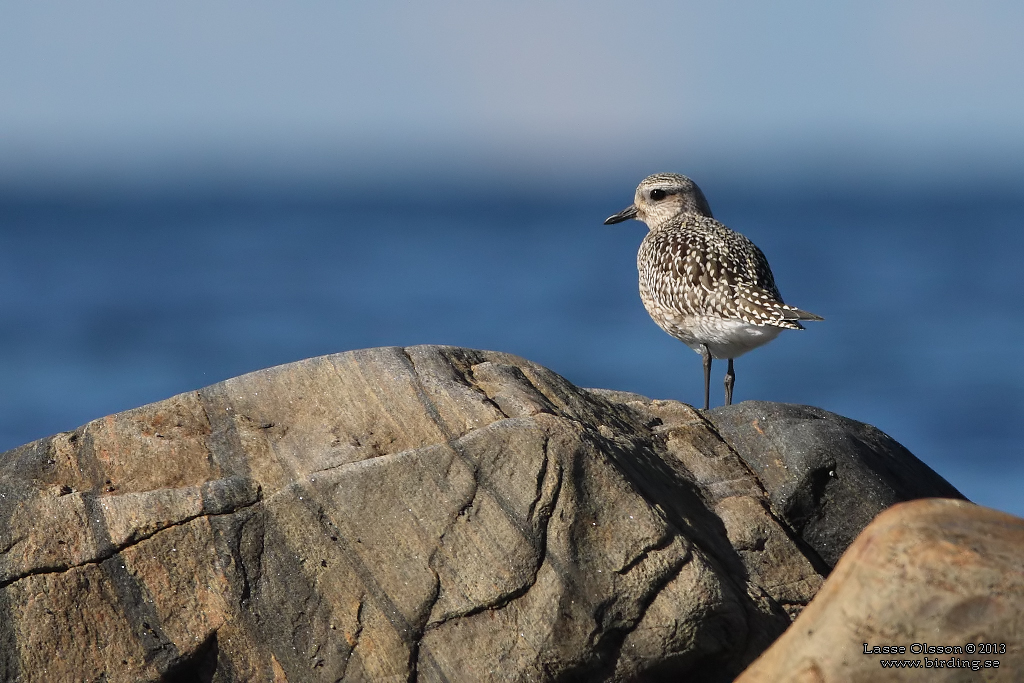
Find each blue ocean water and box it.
[0,179,1020,516]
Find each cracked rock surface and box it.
[0,346,963,682]
[735,499,1024,681]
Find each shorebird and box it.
[604,173,822,410]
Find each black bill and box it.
[603,205,638,224]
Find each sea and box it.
[0,176,1021,517]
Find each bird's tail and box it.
[783,307,824,322]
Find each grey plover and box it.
[604,173,822,410]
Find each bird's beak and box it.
[603,204,638,225]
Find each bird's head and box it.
[604,173,713,228]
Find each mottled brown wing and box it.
[642,219,805,329]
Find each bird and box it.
[604,173,822,410]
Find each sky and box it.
[3,1,1024,193]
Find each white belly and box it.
[653,312,783,359]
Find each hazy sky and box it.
[3,1,1023,188]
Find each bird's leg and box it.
[700,344,712,410]
[724,358,735,406]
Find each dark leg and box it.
[700,344,712,410]
[724,358,735,406]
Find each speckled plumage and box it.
[604,173,822,408]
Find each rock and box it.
[706,402,966,568]
[735,498,1024,681]
[0,346,961,682]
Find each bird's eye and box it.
[650,189,667,201]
